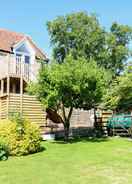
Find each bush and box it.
[0,118,42,156]
[0,138,9,161]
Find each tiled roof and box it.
[0,29,46,59]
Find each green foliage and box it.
[47,11,132,74]
[47,12,105,63]
[28,56,110,140]
[29,56,109,110]
[9,112,25,139]
[104,64,132,111]
[0,119,42,156]
[0,138,9,161]
[104,22,132,74]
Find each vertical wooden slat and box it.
[0,97,1,119]
[7,76,10,119]
[20,56,23,116]
[1,79,4,95]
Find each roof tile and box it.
[0,29,46,59]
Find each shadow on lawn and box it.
[52,137,109,144]
[40,145,46,152]
[52,127,109,144]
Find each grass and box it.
[1,137,132,184]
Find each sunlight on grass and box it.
[0,137,132,184]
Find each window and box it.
[15,44,30,54]
[25,55,30,64]
[15,43,31,64]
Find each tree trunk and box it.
[64,122,70,142]
[93,108,97,126]
[61,105,73,142]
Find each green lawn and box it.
[1,137,132,184]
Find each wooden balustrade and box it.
[8,55,30,81]
[0,54,40,82]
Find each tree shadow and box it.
[52,136,109,144]
[51,127,109,144]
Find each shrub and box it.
[0,118,42,156]
[0,138,9,161]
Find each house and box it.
[0,29,47,130]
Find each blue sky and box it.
[1,0,132,57]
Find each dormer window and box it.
[15,43,30,54]
[15,42,31,64]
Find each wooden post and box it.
[1,79,5,119]
[20,56,24,117]
[7,76,10,119]
[0,96,1,119]
[20,77,23,116]
[1,79,4,96]
[7,77,10,95]
[0,80,1,119]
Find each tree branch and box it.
[61,103,67,122]
[67,106,73,122]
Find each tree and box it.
[47,12,132,75]
[28,56,109,141]
[104,64,132,111]
[104,23,132,74]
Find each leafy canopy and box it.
[47,12,132,74]
[104,64,132,111]
[29,56,109,112]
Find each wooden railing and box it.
[9,55,30,81]
[0,54,40,82]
